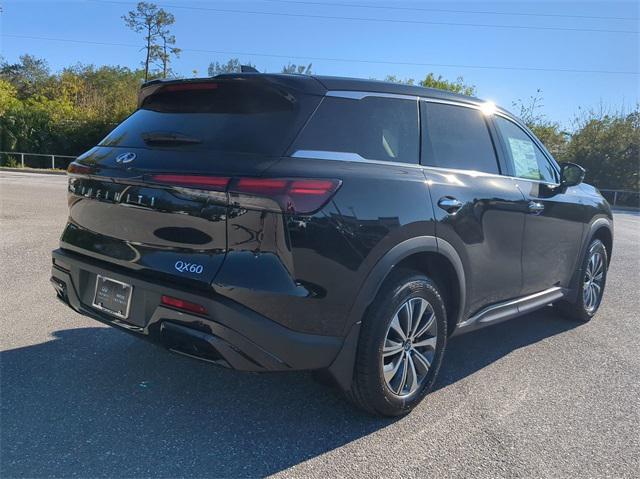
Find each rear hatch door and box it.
[62,78,321,288]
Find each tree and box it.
[281,63,312,75]
[384,75,415,85]
[420,73,475,96]
[153,10,180,78]
[0,54,51,98]
[512,90,568,159]
[0,57,144,158]
[207,58,255,76]
[383,73,475,96]
[122,2,179,81]
[564,108,639,191]
[0,79,24,152]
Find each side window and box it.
[291,96,419,164]
[421,102,500,174]
[494,116,558,183]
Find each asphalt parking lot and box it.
[1,170,639,478]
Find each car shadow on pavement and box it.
[435,306,579,391]
[1,307,578,478]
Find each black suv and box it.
[51,74,613,416]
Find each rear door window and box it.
[291,95,419,164]
[100,80,320,156]
[493,116,559,183]
[420,102,500,174]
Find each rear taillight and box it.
[148,175,341,214]
[67,162,93,176]
[161,295,208,316]
[150,174,230,191]
[230,178,341,214]
[161,82,219,93]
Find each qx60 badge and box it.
[175,261,204,274]
[115,152,137,164]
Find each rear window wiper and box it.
[142,132,202,145]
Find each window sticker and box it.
[508,137,540,179]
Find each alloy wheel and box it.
[382,297,437,397]
[583,250,605,313]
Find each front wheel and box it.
[557,239,608,322]
[348,269,447,416]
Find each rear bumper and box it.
[51,248,343,372]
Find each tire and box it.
[348,269,447,416]
[557,239,608,322]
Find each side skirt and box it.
[452,286,566,336]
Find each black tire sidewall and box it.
[577,239,608,319]
[355,271,447,416]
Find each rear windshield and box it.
[100,80,320,155]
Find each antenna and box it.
[240,65,259,73]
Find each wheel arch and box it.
[566,216,613,302]
[591,223,613,266]
[327,236,465,391]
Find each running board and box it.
[453,287,566,335]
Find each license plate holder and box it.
[92,275,133,319]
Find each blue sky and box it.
[1,0,638,128]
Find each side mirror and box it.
[560,162,585,187]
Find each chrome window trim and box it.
[291,150,367,162]
[290,150,562,186]
[291,150,423,169]
[326,90,419,101]
[420,97,482,109]
[424,165,561,187]
[421,164,507,179]
[507,176,561,188]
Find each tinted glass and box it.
[291,96,419,164]
[100,81,320,156]
[494,116,558,183]
[421,102,499,174]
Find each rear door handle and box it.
[528,201,545,213]
[438,197,463,214]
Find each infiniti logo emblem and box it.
[115,152,137,164]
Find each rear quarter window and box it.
[291,95,420,164]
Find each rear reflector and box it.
[148,175,341,214]
[161,295,208,315]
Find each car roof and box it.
[311,75,483,104]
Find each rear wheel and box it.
[557,239,608,322]
[348,269,447,416]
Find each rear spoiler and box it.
[138,79,220,108]
[138,75,327,108]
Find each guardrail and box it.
[599,189,640,210]
[0,151,76,170]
